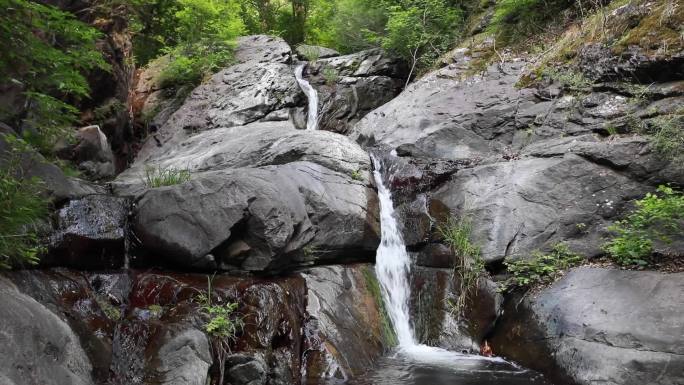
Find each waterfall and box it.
[371,154,417,349]
[295,63,319,130]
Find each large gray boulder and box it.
[151,329,212,385]
[116,119,380,272]
[349,61,539,161]
[132,162,379,272]
[431,135,682,263]
[0,277,95,385]
[113,121,370,195]
[491,267,684,385]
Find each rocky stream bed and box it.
[1,23,683,385]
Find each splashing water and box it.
[295,63,319,130]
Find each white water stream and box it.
[371,153,512,364]
[371,153,416,348]
[294,64,319,130]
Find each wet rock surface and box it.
[301,265,394,381]
[129,161,378,272]
[351,58,684,264]
[1,266,393,385]
[48,195,130,269]
[491,267,684,385]
[410,267,501,353]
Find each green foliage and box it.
[299,45,321,62]
[0,0,108,155]
[147,304,164,318]
[438,217,485,316]
[302,244,319,258]
[0,135,49,269]
[144,165,191,188]
[308,0,388,52]
[604,185,684,266]
[350,169,363,181]
[489,0,575,44]
[501,243,583,291]
[196,275,243,385]
[322,67,340,85]
[138,0,245,88]
[382,0,464,76]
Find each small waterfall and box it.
[371,152,509,361]
[295,63,319,130]
[371,153,417,349]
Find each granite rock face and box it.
[491,267,684,385]
[301,49,409,134]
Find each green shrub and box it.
[322,67,340,85]
[501,243,583,291]
[604,185,684,266]
[299,45,321,62]
[350,169,363,181]
[382,0,464,80]
[0,135,49,269]
[144,165,191,188]
[196,276,243,385]
[157,43,236,88]
[153,0,245,88]
[438,217,485,316]
[0,0,108,155]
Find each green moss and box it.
[612,0,684,56]
[361,266,397,346]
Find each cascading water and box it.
[295,63,319,130]
[371,153,417,348]
[371,152,514,360]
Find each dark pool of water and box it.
[347,347,551,385]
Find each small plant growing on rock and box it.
[350,169,363,181]
[299,45,320,63]
[438,217,485,317]
[322,67,340,85]
[543,67,591,91]
[500,243,583,292]
[604,185,684,266]
[302,244,319,259]
[196,276,243,385]
[143,165,191,188]
[644,114,684,163]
